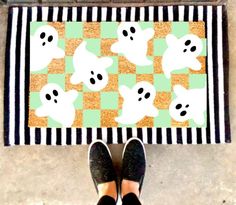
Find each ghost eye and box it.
[130,27,135,33]
[138,88,143,94]
[144,92,150,99]
[180,111,187,116]
[45,94,51,100]
[40,32,45,39]
[190,46,196,52]
[176,104,182,109]
[122,30,128,37]
[53,90,58,96]
[48,35,53,42]
[97,74,103,80]
[185,40,191,46]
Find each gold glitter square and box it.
[28,110,47,127]
[154,22,171,38]
[101,110,118,127]
[30,74,48,92]
[103,74,118,91]
[65,74,83,92]
[154,56,163,74]
[48,59,65,74]
[83,23,100,38]
[83,92,100,109]
[101,39,118,56]
[171,119,189,127]
[73,110,82,127]
[118,56,136,74]
[171,74,189,90]
[118,95,124,110]
[189,56,206,74]
[189,22,205,38]
[147,39,153,56]
[136,117,154,127]
[154,92,172,109]
[48,22,65,39]
[136,74,154,84]
[65,39,82,56]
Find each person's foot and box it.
[88,140,117,201]
[121,137,146,198]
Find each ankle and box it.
[121,179,139,198]
[98,181,117,201]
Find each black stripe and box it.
[126,7,131,21]
[66,128,72,145]
[176,128,182,144]
[117,128,123,143]
[24,7,31,145]
[107,128,113,144]
[144,6,149,21]
[97,128,102,140]
[87,7,92,22]
[137,128,143,141]
[222,6,231,143]
[197,128,202,144]
[212,6,220,144]
[37,6,42,21]
[135,7,140,21]
[14,7,22,145]
[48,6,53,22]
[163,6,168,21]
[56,128,61,145]
[97,7,101,22]
[68,7,72,22]
[193,6,198,21]
[46,128,52,145]
[116,7,121,22]
[166,128,172,144]
[147,128,152,144]
[35,128,41,144]
[76,128,82,144]
[156,128,162,144]
[87,128,92,144]
[58,7,63,22]
[154,6,158,21]
[4,7,12,146]
[187,128,192,144]
[173,5,179,21]
[77,7,82,21]
[184,6,189,21]
[107,7,112,22]
[127,128,132,140]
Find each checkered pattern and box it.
[29,21,207,128]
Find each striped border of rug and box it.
[4,6,230,146]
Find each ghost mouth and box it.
[130,36,133,41]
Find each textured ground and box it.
[0,0,236,204]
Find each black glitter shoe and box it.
[88,140,118,196]
[121,137,146,195]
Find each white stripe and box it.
[121,7,126,21]
[53,7,58,22]
[71,128,76,145]
[131,7,135,21]
[102,7,107,21]
[82,7,87,21]
[102,128,107,143]
[171,128,177,144]
[202,128,207,144]
[182,128,187,144]
[179,6,185,21]
[61,128,66,145]
[140,7,145,21]
[81,128,87,144]
[42,7,48,21]
[198,6,204,21]
[62,7,68,21]
[92,7,98,22]
[158,6,163,21]
[189,6,194,21]
[217,6,225,143]
[32,7,37,22]
[152,128,157,144]
[161,128,167,144]
[72,7,77,21]
[112,128,118,144]
[51,128,56,145]
[9,8,18,145]
[191,128,197,144]
[132,127,137,137]
[30,128,35,145]
[168,6,173,21]
[112,8,116,21]
[142,128,148,144]
[149,6,154,21]
[92,128,97,142]
[41,128,46,145]
[122,128,127,143]
[19,7,27,145]
[207,6,216,144]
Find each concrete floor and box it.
[0,1,236,205]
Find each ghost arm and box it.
[119,85,131,99]
[188,58,202,71]
[146,105,159,117]
[166,34,178,47]
[98,57,113,69]
[35,105,48,117]
[143,28,155,41]
[54,47,65,59]
[111,41,123,54]
[66,90,78,103]
[194,112,205,125]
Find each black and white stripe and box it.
[4,6,230,146]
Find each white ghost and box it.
[35,83,78,127]
[71,41,113,91]
[111,22,154,66]
[115,81,159,125]
[162,34,203,78]
[169,84,206,125]
[30,25,65,72]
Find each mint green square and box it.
[189,74,206,89]
[65,22,83,38]
[101,92,118,109]
[118,74,136,89]
[83,84,91,92]
[200,39,207,56]
[136,57,154,74]
[189,111,207,127]
[154,39,167,56]
[48,74,65,90]
[74,93,83,109]
[171,22,189,38]
[84,39,101,56]
[83,110,100,127]
[31,67,48,74]
[139,22,154,30]
[118,110,135,127]
[154,110,171,127]
[48,117,61,127]
[58,39,65,50]
[172,67,189,74]
[101,22,118,38]
[30,92,41,109]
[30,22,47,35]
[65,56,74,74]
[107,57,118,74]
[154,74,171,92]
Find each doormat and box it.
[4,6,230,145]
